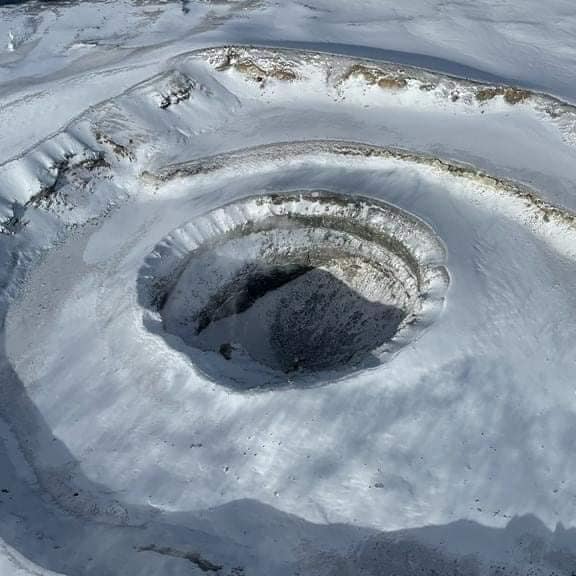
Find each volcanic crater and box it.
[140,191,449,389]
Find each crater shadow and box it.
[144,257,408,391]
[192,266,406,373]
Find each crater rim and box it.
[138,190,449,391]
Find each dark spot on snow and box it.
[138,544,222,572]
[95,131,134,160]
[219,342,233,360]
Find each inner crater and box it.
[140,191,448,389]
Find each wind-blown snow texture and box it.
[1,2,576,575]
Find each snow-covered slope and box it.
[1,2,576,575]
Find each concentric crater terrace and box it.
[3,5,576,569]
[139,191,449,389]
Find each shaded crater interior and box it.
[149,194,429,378]
[193,259,408,373]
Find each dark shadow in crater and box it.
[195,263,311,333]
[268,268,406,372]
[151,260,407,390]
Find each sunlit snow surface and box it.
[2,2,576,575]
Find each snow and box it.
[1,1,576,575]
